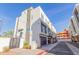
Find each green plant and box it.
[23,40,31,49]
[3,46,10,52]
[2,30,14,37]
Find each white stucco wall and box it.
[0,38,10,52]
[19,38,25,48]
[30,7,41,49]
[17,13,27,39]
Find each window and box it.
[18,29,23,32]
[48,28,51,34]
[41,22,47,34]
[77,13,79,22]
[74,8,79,22]
[71,19,76,33]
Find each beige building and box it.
[9,6,57,49]
[69,4,79,42]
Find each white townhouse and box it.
[9,6,57,49]
[69,4,79,42]
[69,16,78,42]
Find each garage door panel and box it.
[40,36,46,46]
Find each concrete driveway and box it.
[0,48,47,55]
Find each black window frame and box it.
[74,8,79,22]
[71,19,76,33]
[41,22,47,34]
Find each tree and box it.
[3,30,14,37]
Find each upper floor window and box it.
[18,29,23,32]
[41,22,47,34]
[71,19,76,33]
[77,13,79,20]
[48,28,51,34]
[74,8,79,22]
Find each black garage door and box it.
[40,36,47,46]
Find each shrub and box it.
[3,46,10,52]
[23,40,31,49]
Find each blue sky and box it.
[0,3,75,34]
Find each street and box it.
[46,40,79,55]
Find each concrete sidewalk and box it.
[0,48,47,55]
[66,43,79,55]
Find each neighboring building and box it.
[57,29,70,39]
[69,4,79,42]
[9,6,57,49]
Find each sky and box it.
[0,3,75,34]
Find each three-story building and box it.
[9,6,57,49]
